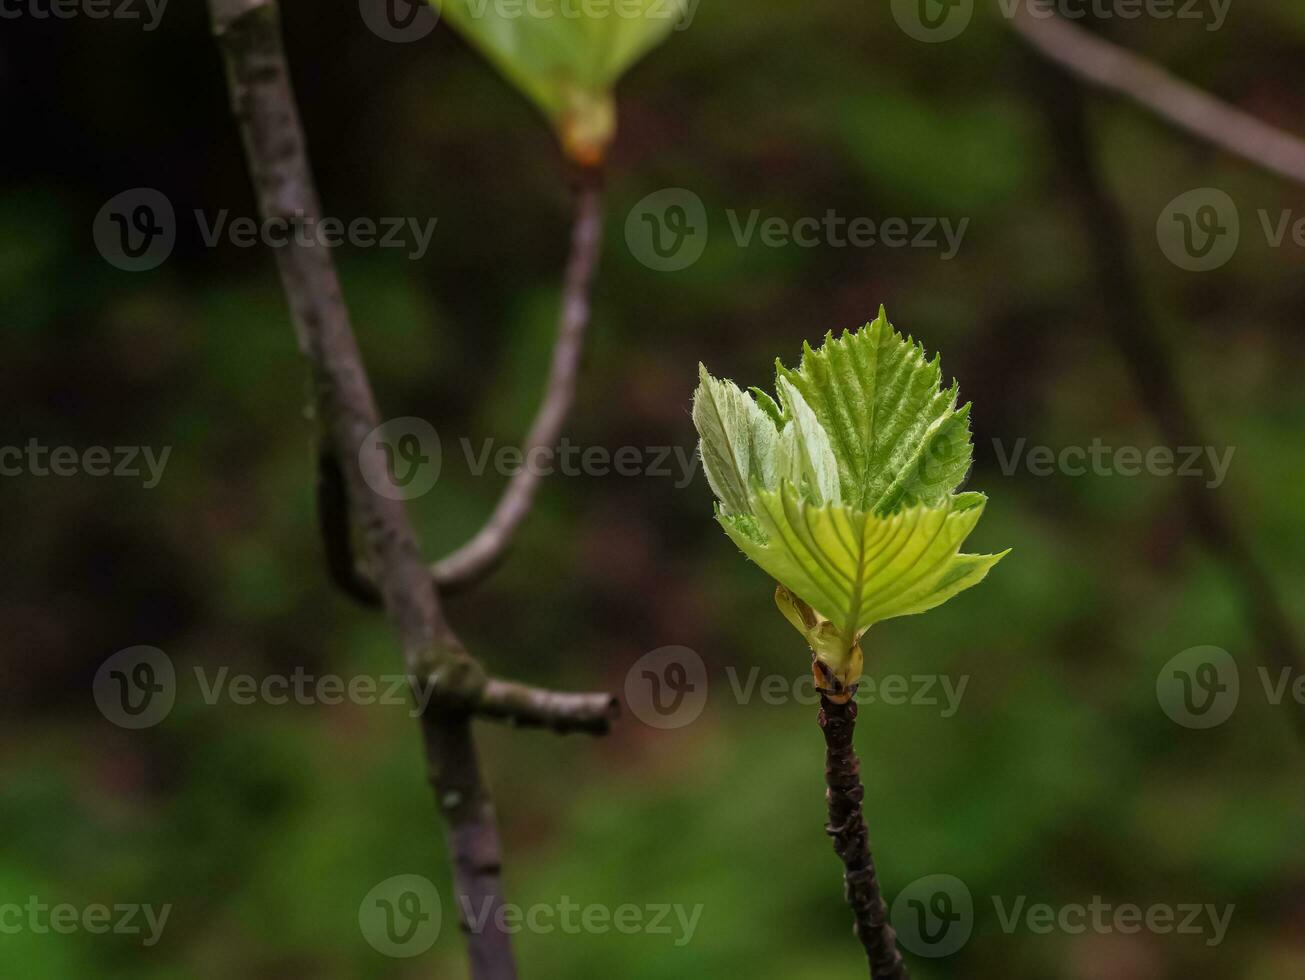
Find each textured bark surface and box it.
[424,711,517,980]
[207,4,514,977]
[819,695,909,980]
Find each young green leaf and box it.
[693,309,1007,694]
[720,487,1003,640]
[435,0,689,164]
[775,306,974,515]
[693,365,841,514]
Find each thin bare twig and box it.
[208,5,514,974]
[478,679,618,735]
[432,175,604,591]
[1024,49,1305,743]
[210,0,463,685]
[207,2,615,976]
[1010,6,1305,185]
[819,695,910,980]
[314,450,617,734]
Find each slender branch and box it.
[478,679,619,735]
[1010,6,1305,185]
[422,712,514,979]
[432,176,605,591]
[213,0,616,739]
[412,672,618,735]
[316,446,615,732]
[1024,48,1305,743]
[209,0,459,679]
[208,3,520,976]
[819,695,909,980]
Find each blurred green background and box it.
[4,0,1305,977]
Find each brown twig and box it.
[1023,45,1305,743]
[210,0,462,686]
[206,2,615,976]
[432,173,605,591]
[478,679,619,735]
[819,695,910,980]
[325,175,604,598]
[1010,6,1305,185]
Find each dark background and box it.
[3,0,1305,977]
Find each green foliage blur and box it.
[3,1,1305,978]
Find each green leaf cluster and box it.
[693,308,1007,691]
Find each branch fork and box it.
[207,2,614,977]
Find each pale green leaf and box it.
[720,486,1007,639]
[775,377,840,506]
[692,364,780,518]
[693,366,841,516]
[435,0,687,162]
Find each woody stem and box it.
[819,694,910,980]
